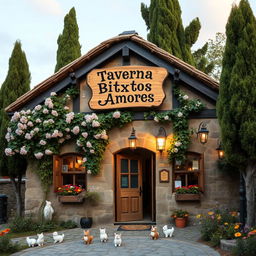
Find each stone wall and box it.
[0,179,25,219]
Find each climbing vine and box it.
[5,85,203,189]
[146,85,204,162]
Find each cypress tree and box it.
[141,0,201,65]
[0,41,30,216]
[55,7,81,72]
[217,0,256,226]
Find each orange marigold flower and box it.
[235,232,242,237]
[234,225,240,229]
[224,222,229,226]
[208,211,214,216]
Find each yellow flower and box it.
[208,211,214,216]
[196,214,202,219]
[68,190,72,193]
[234,225,240,229]
[234,232,242,237]
[224,222,229,226]
[216,214,221,220]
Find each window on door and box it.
[120,158,139,189]
[53,154,86,190]
[173,152,204,191]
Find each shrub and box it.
[0,236,19,253]
[59,220,77,229]
[9,216,38,233]
[232,237,256,256]
[200,216,219,241]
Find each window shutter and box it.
[53,155,62,191]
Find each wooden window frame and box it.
[53,153,86,191]
[172,152,204,192]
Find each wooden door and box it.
[116,154,143,222]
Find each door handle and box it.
[139,186,143,196]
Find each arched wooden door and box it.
[116,154,143,222]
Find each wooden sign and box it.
[159,169,170,183]
[87,66,168,110]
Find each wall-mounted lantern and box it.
[197,122,209,144]
[156,127,167,152]
[128,128,137,150]
[216,141,224,159]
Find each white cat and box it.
[36,233,44,247]
[53,231,64,243]
[99,228,108,242]
[43,200,54,221]
[26,236,37,247]
[162,225,174,238]
[114,233,122,247]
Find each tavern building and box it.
[6,32,239,224]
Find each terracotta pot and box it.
[175,217,187,228]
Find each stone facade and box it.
[0,179,25,218]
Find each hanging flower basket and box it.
[175,193,201,201]
[58,195,84,203]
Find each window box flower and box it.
[175,185,201,201]
[57,185,84,203]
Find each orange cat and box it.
[83,230,94,244]
[150,226,159,240]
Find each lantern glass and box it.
[156,127,167,151]
[128,128,137,150]
[216,142,224,159]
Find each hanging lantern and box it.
[197,122,209,144]
[216,142,224,159]
[156,127,167,152]
[128,128,137,150]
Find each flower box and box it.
[58,195,84,203]
[175,193,201,201]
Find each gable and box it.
[5,33,218,113]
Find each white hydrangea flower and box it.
[20,146,28,155]
[175,141,182,147]
[50,92,57,96]
[82,132,88,138]
[173,148,179,153]
[86,141,92,148]
[113,111,121,118]
[154,116,159,122]
[164,115,169,120]
[177,112,183,117]
[92,120,100,127]
[183,95,189,100]
[45,149,53,155]
[34,152,44,159]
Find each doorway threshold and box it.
[114,221,156,225]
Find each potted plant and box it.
[80,191,100,228]
[57,185,85,203]
[175,185,201,201]
[171,209,189,228]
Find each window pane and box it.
[75,174,86,188]
[121,175,129,188]
[131,175,138,188]
[62,156,74,172]
[188,173,199,186]
[121,159,128,173]
[130,160,138,173]
[62,174,73,185]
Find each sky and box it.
[0,0,256,88]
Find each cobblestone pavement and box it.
[10,224,219,256]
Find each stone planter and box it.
[175,193,201,201]
[58,195,84,203]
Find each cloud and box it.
[26,0,63,16]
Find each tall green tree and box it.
[141,0,201,65]
[55,7,81,72]
[217,0,256,227]
[0,41,30,216]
